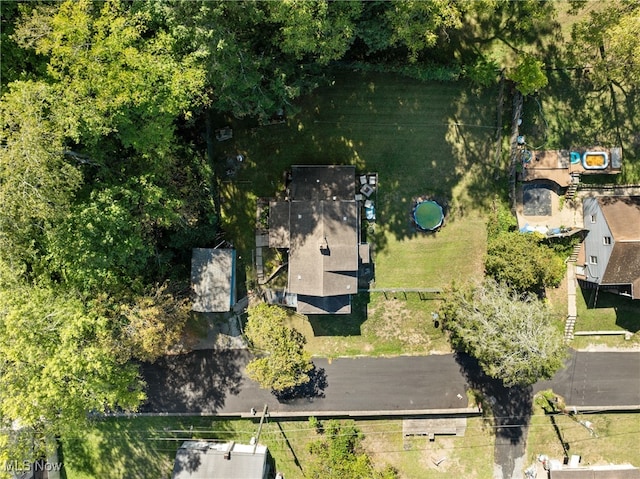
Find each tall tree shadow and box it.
[272,365,328,403]
[139,348,247,413]
[455,353,533,444]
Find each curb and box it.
[104,407,482,420]
[565,405,640,413]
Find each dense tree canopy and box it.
[569,0,640,90]
[244,303,313,392]
[485,232,565,293]
[0,279,145,464]
[441,280,566,387]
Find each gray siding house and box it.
[578,196,640,299]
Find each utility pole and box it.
[253,404,268,454]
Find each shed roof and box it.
[172,441,267,479]
[191,249,236,312]
[549,466,640,479]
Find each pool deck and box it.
[515,183,583,233]
[521,147,622,187]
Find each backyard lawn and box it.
[218,70,497,289]
[571,289,640,349]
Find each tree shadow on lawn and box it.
[60,417,179,479]
[580,289,640,333]
[139,349,247,414]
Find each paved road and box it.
[140,350,640,479]
[140,350,640,414]
[140,351,471,414]
[537,351,640,408]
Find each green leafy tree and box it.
[386,0,464,61]
[507,54,548,96]
[109,282,190,363]
[0,80,82,276]
[307,420,398,479]
[485,232,565,293]
[266,0,362,65]
[244,303,313,392]
[441,280,566,387]
[13,0,205,158]
[0,281,145,465]
[569,1,640,90]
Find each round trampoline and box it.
[413,200,444,231]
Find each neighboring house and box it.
[549,464,640,479]
[577,196,640,299]
[269,165,367,314]
[191,248,237,312]
[171,441,273,479]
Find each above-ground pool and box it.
[582,151,609,170]
[413,200,444,231]
[570,151,581,164]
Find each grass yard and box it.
[218,70,497,288]
[525,406,640,468]
[285,292,450,357]
[360,418,495,479]
[571,289,640,349]
[520,70,640,183]
[61,416,494,479]
[60,417,255,479]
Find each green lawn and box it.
[359,418,494,479]
[526,404,640,468]
[60,417,254,479]
[520,70,640,183]
[285,292,450,358]
[214,70,497,354]
[61,416,494,479]
[571,289,640,349]
[219,70,497,288]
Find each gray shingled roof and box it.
[268,166,360,314]
[289,165,355,201]
[172,441,268,479]
[287,200,358,297]
[191,249,236,312]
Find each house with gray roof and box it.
[171,441,273,479]
[577,196,640,299]
[268,165,366,314]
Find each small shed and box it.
[191,248,236,313]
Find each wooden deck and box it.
[521,147,622,187]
